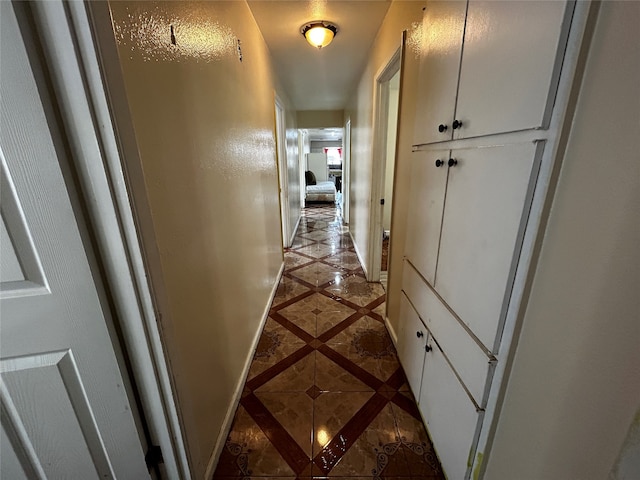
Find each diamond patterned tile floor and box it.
[212,204,445,480]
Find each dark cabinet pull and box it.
[448,158,458,167]
[416,331,424,338]
[452,119,463,130]
[425,345,432,352]
[438,124,448,133]
[435,159,444,167]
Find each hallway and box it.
[213,205,444,478]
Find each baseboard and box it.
[385,315,398,347]
[289,214,301,247]
[349,230,368,280]
[204,261,285,479]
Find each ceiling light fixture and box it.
[300,21,338,49]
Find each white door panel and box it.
[413,0,467,145]
[397,292,427,399]
[454,0,570,139]
[419,335,481,480]
[0,3,148,478]
[436,143,538,350]
[404,150,449,285]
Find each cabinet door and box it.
[404,150,449,285]
[413,0,467,145]
[419,335,481,480]
[436,143,538,350]
[454,0,570,139]
[397,292,427,399]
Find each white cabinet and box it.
[436,143,539,349]
[404,143,540,351]
[414,0,571,145]
[413,0,467,145]
[398,279,486,480]
[397,293,427,396]
[419,334,482,480]
[404,149,448,285]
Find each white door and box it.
[435,143,538,350]
[454,0,570,139]
[397,293,427,399]
[404,149,449,286]
[1,3,149,478]
[413,0,467,145]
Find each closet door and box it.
[397,292,427,399]
[435,143,539,349]
[419,334,481,480]
[413,0,467,145]
[404,149,449,285]
[453,0,570,139]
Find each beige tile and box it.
[295,243,337,259]
[278,297,317,337]
[326,316,400,382]
[272,277,310,307]
[284,251,314,271]
[324,252,361,271]
[326,403,401,477]
[312,392,374,456]
[256,351,315,393]
[324,275,385,307]
[247,319,306,379]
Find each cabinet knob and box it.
[416,331,424,338]
[438,124,448,133]
[425,345,432,352]
[435,159,444,167]
[448,158,458,167]
[452,119,463,130]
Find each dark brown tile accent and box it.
[313,393,388,474]
[241,393,311,475]
[317,345,384,391]
[246,345,313,392]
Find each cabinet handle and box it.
[452,119,463,130]
[425,345,432,352]
[438,124,448,133]
[448,158,458,167]
[416,331,424,338]
[435,159,444,167]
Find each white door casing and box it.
[275,97,290,248]
[0,2,149,477]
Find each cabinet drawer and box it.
[420,332,482,480]
[402,261,492,406]
[397,293,427,399]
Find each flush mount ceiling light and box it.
[300,21,338,49]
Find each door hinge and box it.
[380,198,385,205]
[145,444,164,471]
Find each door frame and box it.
[367,47,402,282]
[274,95,291,247]
[343,119,352,224]
[28,1,190,478]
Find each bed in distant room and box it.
[305,170,336,204]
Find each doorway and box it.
[369,48,402,287]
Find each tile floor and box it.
[213,204,444,480]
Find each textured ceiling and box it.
[247,1,393,111]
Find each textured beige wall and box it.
[485,2,640,478]
[109,1,297,476]
[344,0,423,314]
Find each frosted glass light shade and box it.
[301,22,338,49]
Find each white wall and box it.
[344,0,425,279]
[108,1,296,476]
[484,2,640,478]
